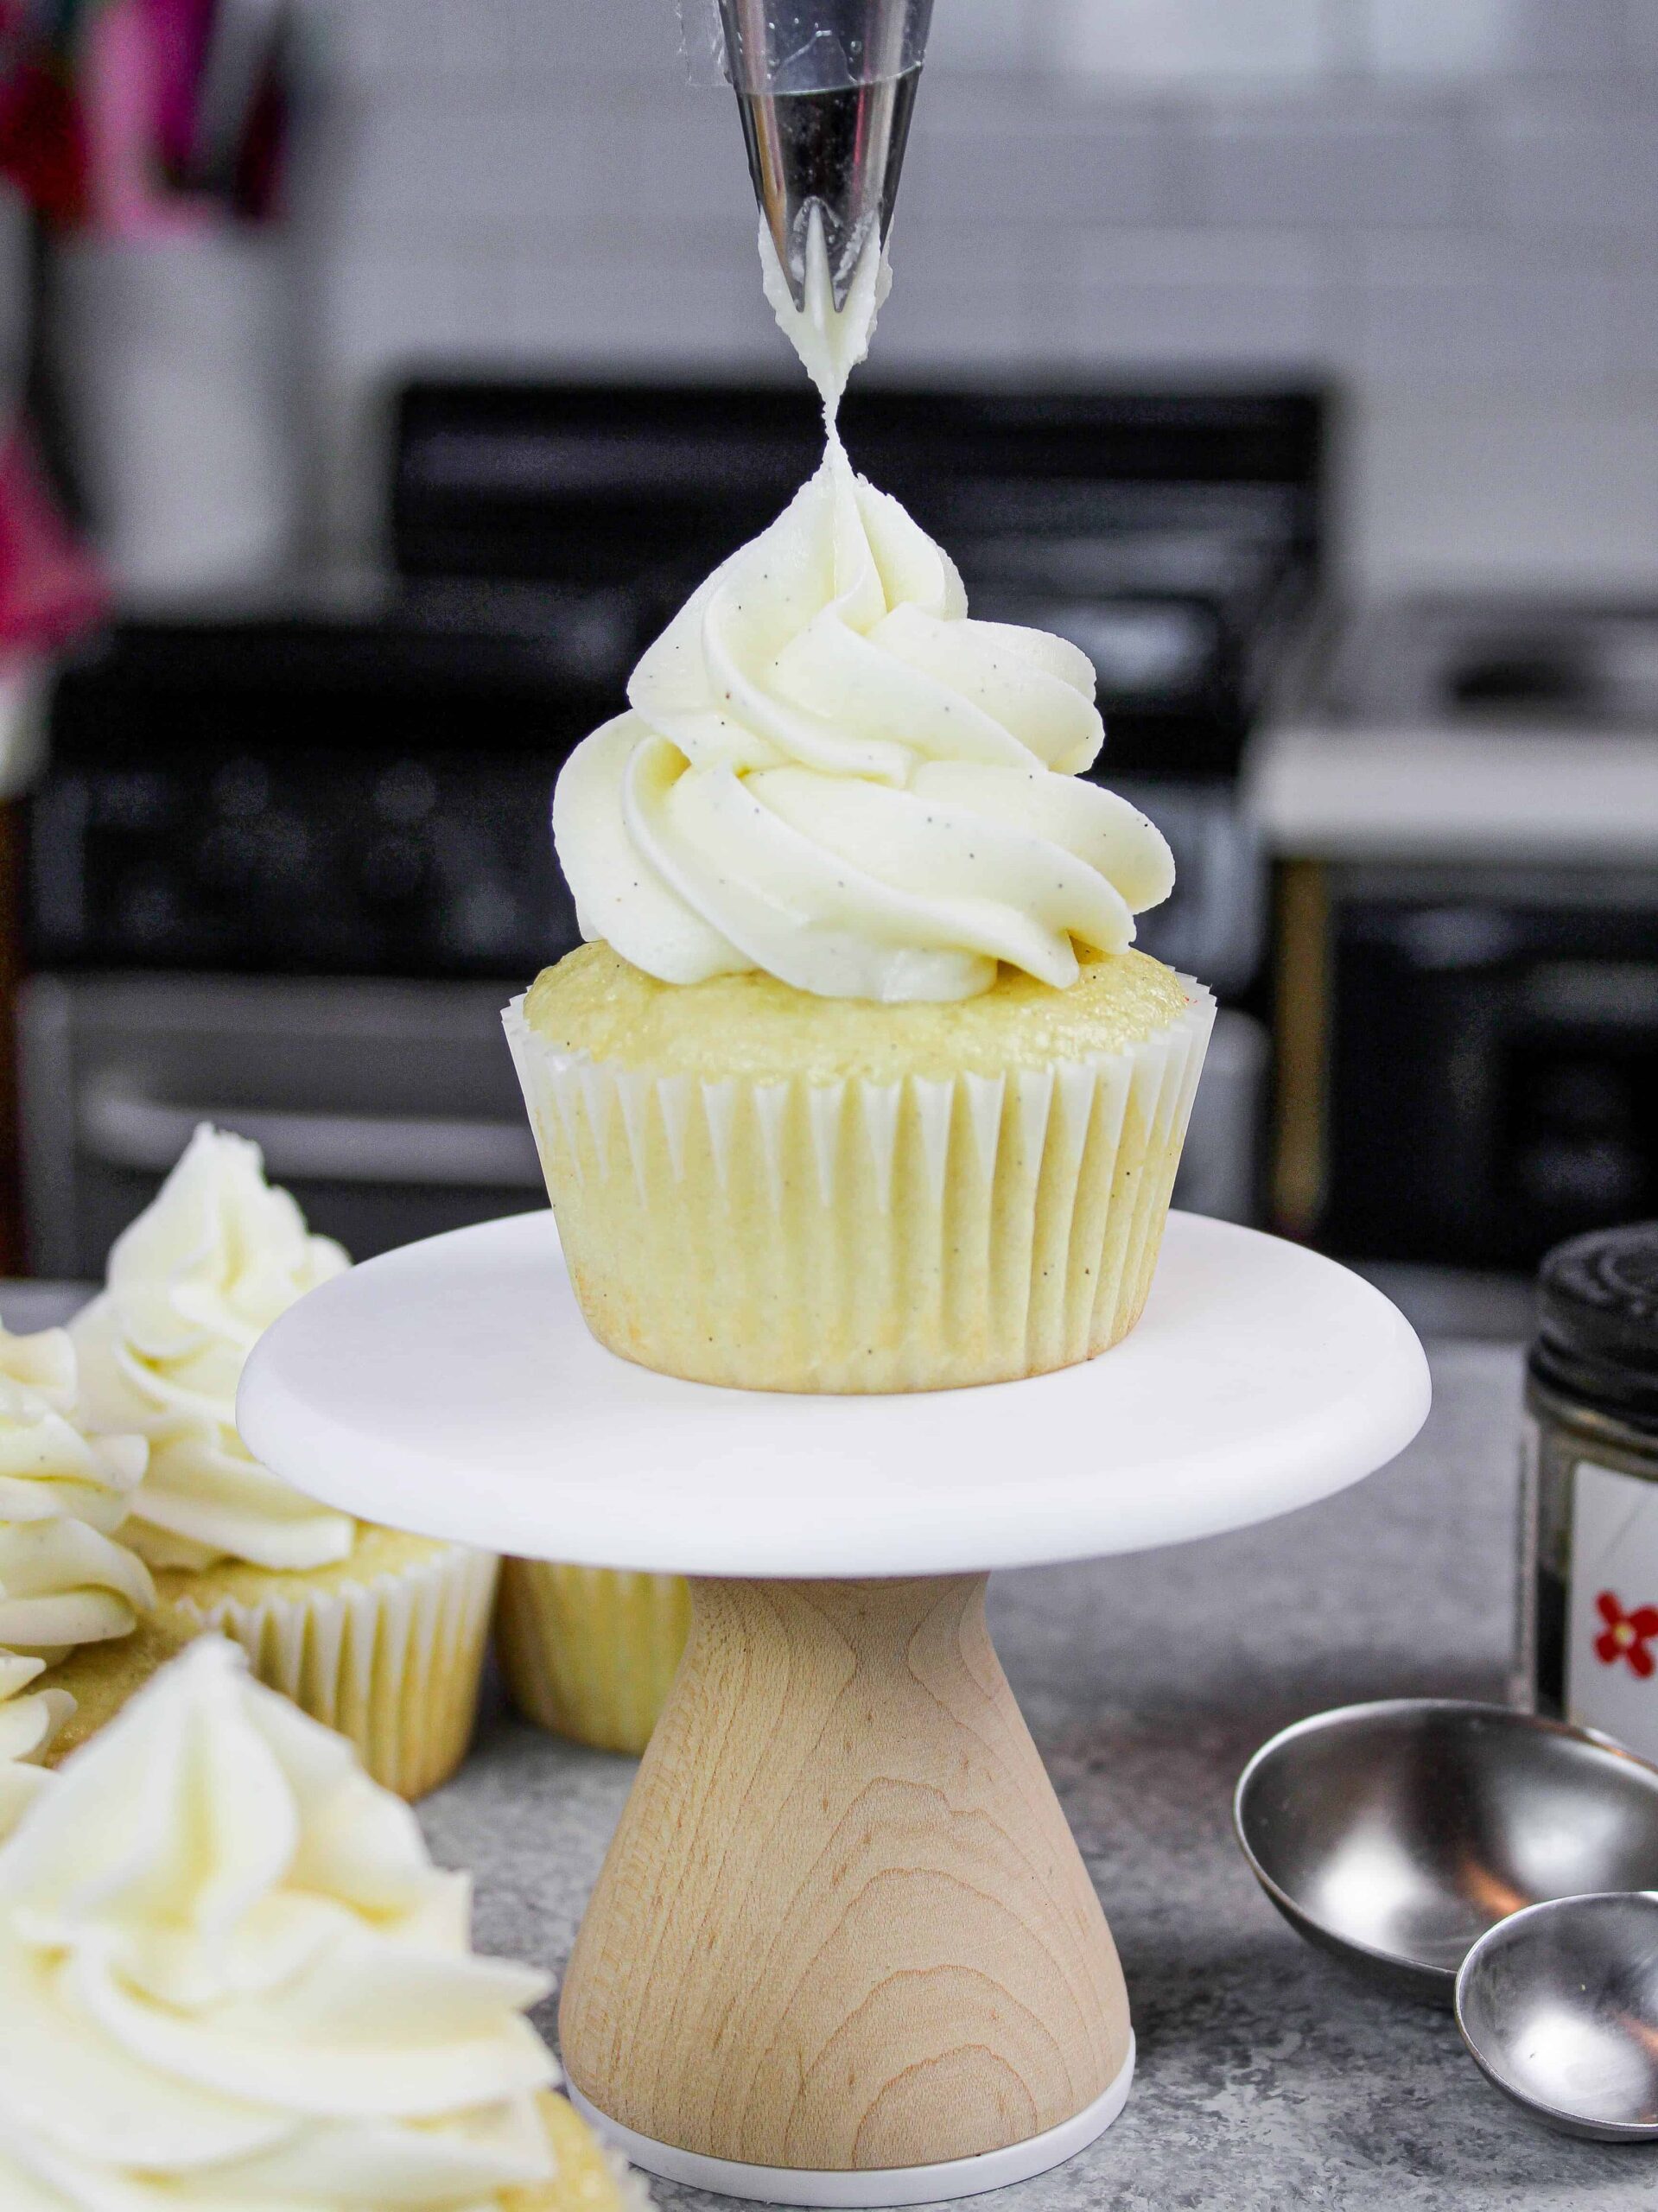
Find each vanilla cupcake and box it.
[495,1562,690,1756]
[508,435,1210,1395]
[67,1126,497,1796]
[499,240,1209,1732]
[0,1637,650,2212]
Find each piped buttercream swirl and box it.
[0,1322,152,1659]
[554,447,1174,1004]
[0,1637,560,2209]
[552,207,1173,1006]
[0,1653,71,1840]
[71,1126,354,1573]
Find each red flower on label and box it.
[1594,1592,1658,1677]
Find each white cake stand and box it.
[238,1210,1429,2209]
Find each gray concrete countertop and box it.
[417,1339,1645,2212]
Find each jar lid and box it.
[1531,1223,1658,1431]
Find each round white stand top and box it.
[238,1210,1429,1579]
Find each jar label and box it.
[1568,1458,1658,1760]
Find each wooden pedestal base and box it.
[559,1575,1132,2176]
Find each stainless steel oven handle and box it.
[79,1081,543,1190]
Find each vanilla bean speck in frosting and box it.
[552,219,1174,1006]
[71,1126,354,1573]
[0,1637,561,2210]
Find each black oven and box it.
[1318,865,1658,1271]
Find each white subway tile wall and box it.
[289,0,1658,553]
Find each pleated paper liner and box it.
[496,1561,691,1756]
[46,1533,499,1801]
[505,982,1215,1394]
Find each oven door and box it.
[19,973,546,1278]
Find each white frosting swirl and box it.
[0,1323,152,1659]
[0,1637,559,2209]
[554,445,1173,1003]
[71,1127,354,1573]
[0,1653,71,1841]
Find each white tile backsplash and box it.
[1053,0,1332,87]
[1191,98,1482,226]
[1502,0,1630,76]
[1493,105,1658,232]
[908,88,1181,229]
[926,0,1039,75]
[290,0,1658,557]
[1062,227,1333,366]
[1360,0,1507,79]
[1347,228,1617,388]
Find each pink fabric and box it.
[0,423,109,656]
[82,0,213,238]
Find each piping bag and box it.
[684,0,934,311]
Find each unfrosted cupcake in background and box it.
[0,1637,651,2212]
[63,1125,498,1796]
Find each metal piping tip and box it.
[719,2,932,310]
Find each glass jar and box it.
[1517,1224,1658,1758]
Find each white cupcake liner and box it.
[166,1542,499,1799]
[505,982,1214,1393]
[496,1560,690,1755]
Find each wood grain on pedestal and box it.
[559,1575,1130,2172]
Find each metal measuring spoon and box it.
[1457,1891,1658,2140]
[1235,1700,1658,2005]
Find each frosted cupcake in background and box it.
[62,1125,498,1796]
[0,1654,71,1838]
[0,1317,152,1830]
[0,1637,651,2212]
[0,1318,153,1656]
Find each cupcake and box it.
[497,242,1208,1733]
[507,440,1211,1396]
[495,1561,690,1756]
[0,1637,651,2212]
[67,1124,497,1796]
[0,1316,153,1656]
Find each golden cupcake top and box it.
[70,1125,356,1573]
[525,939,1194,1084]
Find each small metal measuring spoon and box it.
[1235,1700,1658,2005]
[1457,1891,1658,2140]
